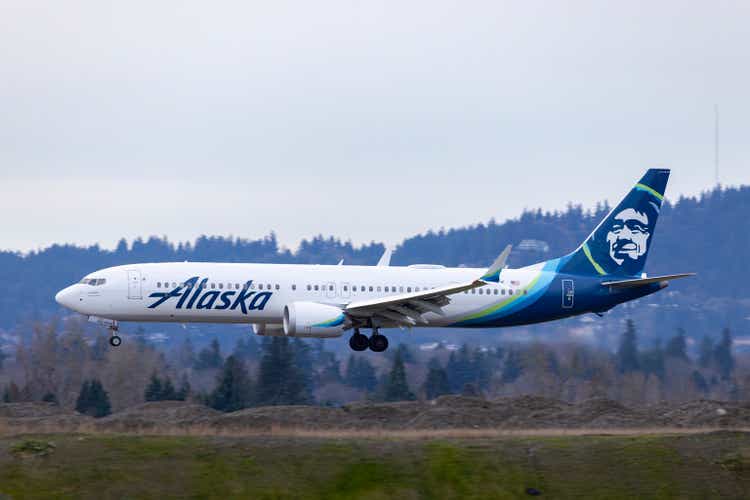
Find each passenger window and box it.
[494,289,498,295]
[219,283,224,289]
[509,289,514,295]
[292,284,297,291]
[314,285,319,291]
[407,287,412,292]
[329,285,333,291]
[523,290,528,295]
[307,285,311,291]
[384,286,389,292]
[235,283,240,290]
[267,284,271,290]
[157,282,161,288]
[258,284,263,290]
[399,286,404,292]
[275,284,280,290]
[377,286,381,292]
[471,289,476,294]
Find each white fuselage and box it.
[55,262,540,327]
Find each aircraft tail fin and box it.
[560,168,670,277]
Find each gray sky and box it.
[2,1,748,253]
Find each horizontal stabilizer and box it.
[601,273,695,289]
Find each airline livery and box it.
[55,169,692,352]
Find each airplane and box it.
[55,169,693,352]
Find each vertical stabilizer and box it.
[560,169,670,277]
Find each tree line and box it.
[1,317,747,417]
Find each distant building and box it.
[517,239,550,253]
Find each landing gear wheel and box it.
[369,334,389,352]
[349,333,369,351]
[109,335,122,347]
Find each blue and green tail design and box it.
[560,168,669,278]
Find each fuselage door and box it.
[562,279,574,309]
[127,269,142,300]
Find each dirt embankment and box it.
[3,396,750,435]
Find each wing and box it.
[345,245,512,327]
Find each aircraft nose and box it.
[55,286,77,310]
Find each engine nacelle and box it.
[283,302,347,338]
[252,323,285,336]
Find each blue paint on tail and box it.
[560,169,670,277]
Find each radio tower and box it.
[714,104,720,187]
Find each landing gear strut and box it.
[349,329,369,351]
[108,322,121,347]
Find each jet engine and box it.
[283,302,347,338]
[252,323,285,336]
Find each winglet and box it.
[377,247,392,267]
[480,245,512,283]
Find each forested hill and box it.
[0,185,747,331]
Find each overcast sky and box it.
[1,1,748,253]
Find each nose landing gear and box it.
[107,321,121,347]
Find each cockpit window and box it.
[79,278,106,286]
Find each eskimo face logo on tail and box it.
[147,277,271,314]
[605,208,651,266]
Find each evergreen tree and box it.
[446,344,476,392]
[255,337,312,406]
[233,336,260,360]
[691,370,708,393]
[345,355,378,392]
[2,381,20,403]
[617,319,640,373]
[207,355,253,412]
[42,392,58,405]
[195,339,223,370]
[665,329,689,361]
[161,376,177,400]
[144,372,163,402]
[640,342,665,379]
[713,328,734,380]
[501,348,523,383]
[382,351,415,401]
[75,379,111,418]
[292,339,315,391]
[422,358,450,400]
[698,336,714,368]
[177,337,196,368]
[176,374,191,401]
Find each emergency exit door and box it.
[562,279,574,309]
[127,270,142,299]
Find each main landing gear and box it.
[348,328,389,352]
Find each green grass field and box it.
[1,431,749,499]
